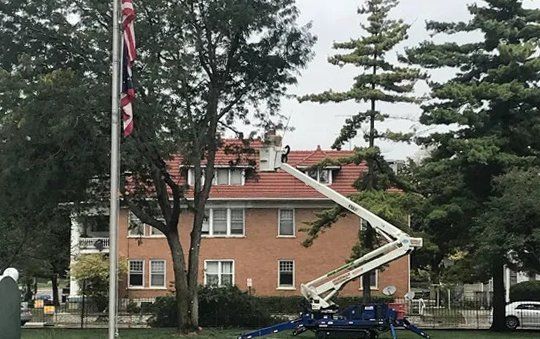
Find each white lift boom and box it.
[259,138,422,311]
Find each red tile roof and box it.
[168,140,366,200]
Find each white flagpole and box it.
[109,0,121,338]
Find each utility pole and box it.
[109,0,121,337]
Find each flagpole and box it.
[109,0,121,338]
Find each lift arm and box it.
[259,141,422,311]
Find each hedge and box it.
[510,280,540,302]
[148,286,394,328]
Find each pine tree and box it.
[299,0,422,302]
[405,0,540,330]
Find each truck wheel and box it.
[505,316,519,330]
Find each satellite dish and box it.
[404,291,416,301]
[382,285,397,296]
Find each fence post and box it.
[80,280,86,329]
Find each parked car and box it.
[35,293,53,306]
[504,301,540,329]
[20,305,32,326]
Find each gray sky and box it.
[274,0,538,160]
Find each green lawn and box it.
[22,328,540,339]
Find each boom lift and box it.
[238,138,429,339]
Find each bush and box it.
[149,286,395,328]
[149,286,273,328]
[510,280,540,302]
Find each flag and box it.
[121,0,136,137]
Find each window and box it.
[202,209,210,235]
[278,209,295,236]
[510,270,518,286]
[230,169,243,185]
[212,209,228,235]
[278,260,294,288]
[129,213,145,236]
[360,270,378,290]
[148,225,165,237]
[150,260,166,287]
[129,260,144,287]
[203,208,245,236]
[215,169,229,185]
[80,215,109,236]
[188,168,244,186]
[230,209,244,235]
[305,169,332,184]
[204,260,234,287]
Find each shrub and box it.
[149,286,395,328]
[510,280,540,302]
[148,295,177,327]
[126,300,141,314]
[148,286,273,328]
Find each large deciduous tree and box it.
[299,0,422,301]
[405,0,540,330]
[1,0,315,332]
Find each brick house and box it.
[69,142,410,300]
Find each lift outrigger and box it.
[239,136,429,339]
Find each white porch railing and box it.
[79,237,110,251]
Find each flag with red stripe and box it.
[121,0,136,137]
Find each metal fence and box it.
[26,296,540,330]
[27,298,155,328]
[396,298,494,329]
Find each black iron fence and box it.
[25,296,540,330]
[27,298,155,328]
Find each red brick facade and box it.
[118,206,410,299]
[117,144,410,299]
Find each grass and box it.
[22,328,540,339]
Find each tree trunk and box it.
[51,273,60,306]
[490,262,507,331]
[166,231,194,333]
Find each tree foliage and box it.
[404,0,540,331]
[1,0,315,332]
[299,0,422,302]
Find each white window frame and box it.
[203,260,235,287]
[149,259,166,288]
[202,208,245,237]
[188,168,245,186]
[278,209,295,237]
[128,212,167,238]
[359,270,379,290]
[128,259,145,288]
[277,260,295,290]
[305,169,332,185]
[128,213,145,237]
[146,224,166,238]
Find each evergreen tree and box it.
[299,0,422,302]
[405,0,540,330]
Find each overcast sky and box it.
[270,0,539,160]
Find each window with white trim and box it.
[360,270,378,290]
[204,260,234,287]
[278,209,295,236]
[128,213,145,236]
[150,260,166,287]
[148,225,165,236]
[188,168,244,186]
[305,169,332,184]
[203,208,245,236]
[278,260,295,288]
[129,260,144,287]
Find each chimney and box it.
[264,129,282,148]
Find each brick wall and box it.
[118,205,409,299]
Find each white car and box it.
[504,301,540,329]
